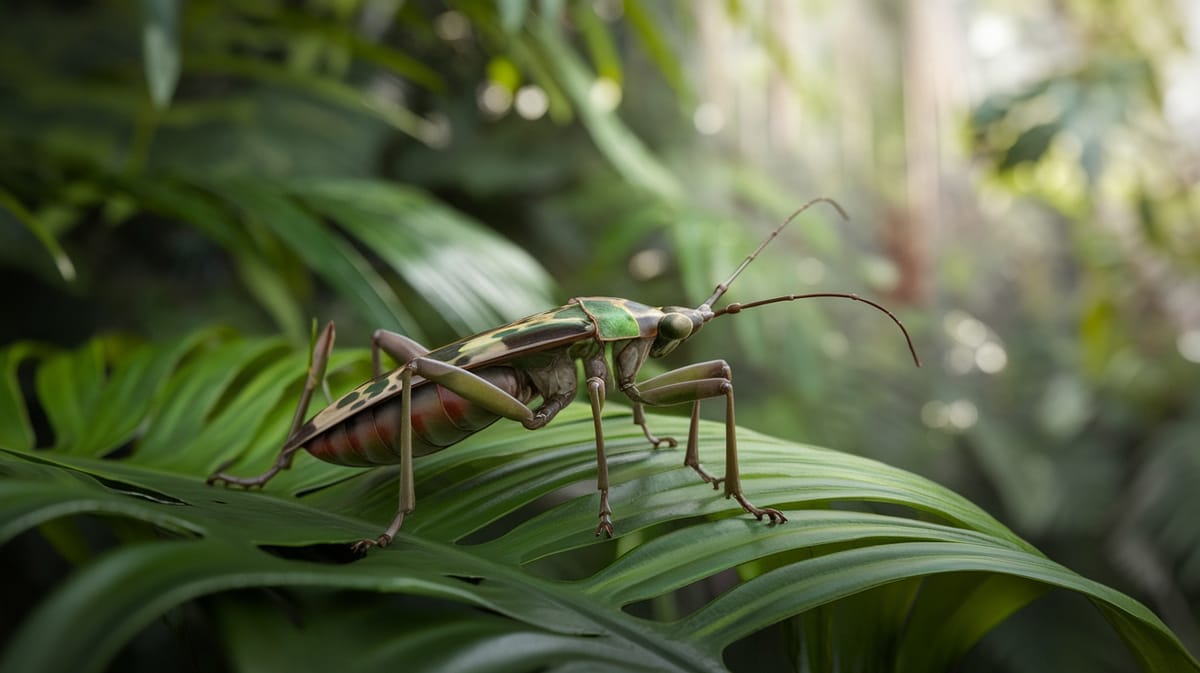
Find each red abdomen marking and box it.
[303,366,534,467]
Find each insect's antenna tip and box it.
[848,293,921,369]
[711,292,921,368]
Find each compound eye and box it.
[659,312,693,341]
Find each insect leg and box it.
[407,358,535,423]
[684,400,717,487]
[208,321,336,488]
[631,403,677,449]
[715,377,786,524]
[625,361,727,486]
[587,375,613,537]
[582,354,614,537]
[352,358,539,553]
[352,366,416,554]
[622,360,786,524]
[371,329,429,376]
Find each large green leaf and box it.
[0,333,1196,673]
[130,176,556,342]
[529,16,684,202]
[290,178,557,330]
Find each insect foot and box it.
[647,434,678,449]
[631,403,677,449]
[351,534,393,555]
[206,453,291,489]
[205,460,242,486]
[594,492,614,538]
[733,493,787,524]
[637,421,676,449]
[522,412,550,430]
[595,519,614,538]
[687,464,724,490]
[206,471,270,489]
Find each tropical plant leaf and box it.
[186,54,429,141]
[140,0,181,108]
[289,178,557,330]
[529,16,684,202]
[201,177,420,337]
[0,188,76,282]
[229,6,447,92]
[136,177,557,342]
[572,2,623,87]
[0,342,42,451]
[1,332,1196,673]
[496,0,530,33]
[211,592,649,673]
[119,176,310,342]
[621,2,689,101]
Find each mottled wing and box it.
[285,303,595,449]
[285,371,424,451]
[424,303,595,366]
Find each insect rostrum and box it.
[208,199,921,554]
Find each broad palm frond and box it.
[1,333,1195,673]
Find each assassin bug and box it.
[208,199,921,553]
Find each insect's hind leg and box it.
[352,366,416,555]
[371,329,429,376]
[352,357,537,553]
[623,360,786,524]
[207,321,337,489]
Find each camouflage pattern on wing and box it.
[286,302,596,448]
[424,302,595,366]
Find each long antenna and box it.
[712,292,921,367]
[701,198,848,308]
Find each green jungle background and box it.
[2,1,1199,672]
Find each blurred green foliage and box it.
[1,0,1199,671]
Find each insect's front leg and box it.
[207,321,336,488]
[620,360,786,525]
[612,340,677,450]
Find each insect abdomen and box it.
[304,366,535,467]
